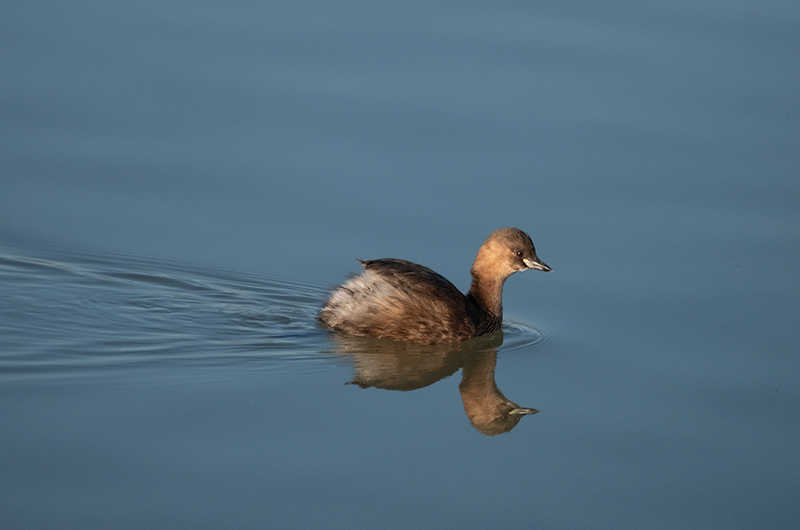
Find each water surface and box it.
[2,1,799,528]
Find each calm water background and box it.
[2,1,799,528]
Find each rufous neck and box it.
[466,274,504,332]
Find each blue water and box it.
[2,1,799,528]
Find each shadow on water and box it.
[325,330,543,435]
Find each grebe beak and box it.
[523,258,552,272]
[508,407,539,416]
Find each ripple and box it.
[0,243,332,380]
[1,242,552,382]
[500,321,548,352]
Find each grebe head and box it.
[471,227,552,281]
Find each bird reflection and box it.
[326,331,538,435]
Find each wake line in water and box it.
[0,242,547,381]
[0,243,331,379]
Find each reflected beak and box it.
[508,407,539,416]
[523,257,552,272]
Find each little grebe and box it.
[318,228,551,344]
